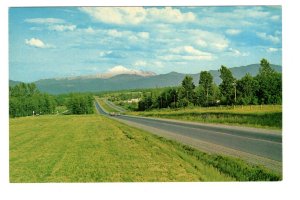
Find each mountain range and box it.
[10,64,282,94]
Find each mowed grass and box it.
[129,105,282,130]
[10,114,281,182]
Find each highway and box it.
[94,100,282,170]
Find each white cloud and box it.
[99,50,112,57]
[25,38,54,48]
[152,61,164,68]
[267,47,280,53]
[185,29,229,51]
[134,60,147,67]
[256,32,280,44]
[232,7,270,19]
[79,7,146,25]
[105,29,149,41]
[212,41,229,51]
[196,7,273,28]
[271,15,280,21]
[138,32,149,39]
[48,24,76,32]
[168,45,213,60]
[147,7,195,23]
[79,7,196,25]
[25,18,65,24]
[228,48,249,57]
[134,60,163,68]
[84,27,96,34]
[226,29,241,35]
[106,29,124,37]
[196,39,208,47]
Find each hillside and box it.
[10,64,281,94]
[9,80,23,87]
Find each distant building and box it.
[126,98,140,103]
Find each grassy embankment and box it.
[128,105,282,130]
[10,114,281,182]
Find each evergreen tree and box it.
[199,71,214,105]
[256,58,282,104]
[236,73,258,105]
[179,75,196,104]
[219,65,236,105]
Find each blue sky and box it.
[9,6,282,82]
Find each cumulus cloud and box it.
[225,29,241,35]
[134,60,147,67]
[138,32,150,39]
[104,29,149,41]
[147,7,196,23]
[99,50,112,57]
[232,7,270,18]
[79,7,146,25]
[185,30,229,51]
[79,7,196,25]
[256,32,280,44]
[267,47,280,53]
[48,24,76,31]
[25,18,65,24]
[84,27,96,34]
[228,48,249,57]
[167,45,213,61]
[106,29,124,37]
[196,7,275,28]
[271,15,280,21]
[25,38,54,48]
[196,39,208,47]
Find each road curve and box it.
[94,101,282,163]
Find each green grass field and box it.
[10,114,280,182]
[128,105,282,130]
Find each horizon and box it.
[9,6,282,82]
[9,62,282,83]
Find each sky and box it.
[9,6,282,82]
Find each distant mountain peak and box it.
[34,63,281,94]
[55,65,156,80]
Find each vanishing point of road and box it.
[95,100,282,172]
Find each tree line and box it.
[9,83,94,117]
[66,93,94,114]
[138,58,282,111]
[9,83,56,117]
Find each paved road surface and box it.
[104,99,126,112]
[95,101,282,166]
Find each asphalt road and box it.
[94,101,282,163]
[104,99,126,112]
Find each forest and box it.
[9,83,94,117]
[137,59,282,111]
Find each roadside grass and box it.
[128,105,282,130]
[10,115,281,182]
